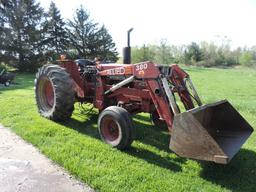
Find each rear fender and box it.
[59,60,84,98]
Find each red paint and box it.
[44,80,54,107]
[169,64,194,110]
[58,60,195,131]
[145,79,174,130]
[59,60,84,98]
[102,117,119,141]
[133,62,160,79]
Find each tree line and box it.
[132,38,256,67]
[0,0,118,72]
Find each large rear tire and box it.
[35,64,75,121]
[98,106,135,149]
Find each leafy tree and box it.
[67,6,118,61]
[185,42,202,65]
[67,6,98,58]
[199,41,219,67]
[0,1,7,63]
[131,44,156,63]
[216,37,236,66]
[199,40,237,67]
[239,52,253,66]
[0,0,18,65]
[250,46,256,61]
[0,0,45,71]
[155,39,174,64]
[93,25,118,62]
[43,1,69,61]
[169,45,186,64]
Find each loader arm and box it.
[54,60,253,164]
[98,61,197,131]
[97,61,253,164]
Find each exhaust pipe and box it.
[123,28,133,64]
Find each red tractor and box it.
[35,38,253,164]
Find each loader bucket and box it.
[169,100,254,164]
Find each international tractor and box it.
[34,33,253,164]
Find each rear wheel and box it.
[35,64,75,121]
[98,106,135,149]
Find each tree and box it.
[199,41,219,67]
[131,44,156,63]
[199,39,237,67]
[43,1,69,61]
[185,42,202,65]
[169,45,186,64]
[67,6,98,58]
[155,39,174,64]
[0,0,19,65]
[0,1,8,63]
[67,6,118,61]
[0,0,45,71]
[93,25,118,62]
[215,36,236,66]
[239,52,253,66]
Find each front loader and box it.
[34,57,253,164]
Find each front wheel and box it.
[98,106,135,149]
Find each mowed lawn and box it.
[0,66,256,192]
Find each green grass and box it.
[0,67,256,192]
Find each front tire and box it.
[98,106,135,149]
[35,64,75,121]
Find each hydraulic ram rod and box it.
[161,77,180,115]
[104,75,135,95]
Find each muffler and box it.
[169,100,254,164]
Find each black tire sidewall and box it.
[35,64,75,121]
[98,106,134,149]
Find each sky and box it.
[39,0,256,53]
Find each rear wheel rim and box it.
[44,79,54,107]
[38,77,55,111]
[101,116,120,142]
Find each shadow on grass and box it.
[124,146,182,172]
[200,149,256,192]
[133,114,172,152]
[63,111,100,139]
[62,109,256,185]
[62,111,183,172]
